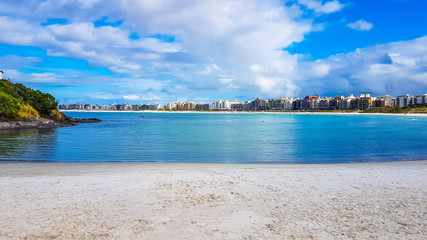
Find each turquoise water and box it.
[1,112,426,163]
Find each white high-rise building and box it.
[167,102,178,110]
[283,97,294,110]
[396,94,414,107]
[210,100,240,110]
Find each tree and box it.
[0,92,20,120]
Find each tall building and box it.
[132,104,142,111]
[148,104,164,110]
[319,98,331,110]
[268,98,284,111]
[357,94,372,110]
[308,98,320,110]
[396,94,414,107]
[267,97,294,111]
[301,95,319,110]
[196,104,210,111]
[249,98,267,111]
[414,94,427,104]
[292,99,302,110]
[210,100,240,110]
[177,102,196,111]
[339,94,356,110]
[115,104,132,111]
[167,102,178,110]
[373,95,395,107]
[283,98,294,110]
[231,103,244,111]
[330,96,344,110]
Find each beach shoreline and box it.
[1,161,426,239]
[60,109,427,117]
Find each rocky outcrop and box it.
[0,117,101,130]
[61,116,102,124]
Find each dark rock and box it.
[1,116,101,131]
[63,116,102,124]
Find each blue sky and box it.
[0,0,426,104]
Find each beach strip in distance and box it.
[60,109,427,117]
[1,161,426,239]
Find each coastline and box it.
[61,109,427,117]
[0,117,76,130]
[1,161,426,239]
[0,117,101,131]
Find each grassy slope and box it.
[362,104,427,113]
[0,79,64,121]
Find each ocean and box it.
[1,112,426,163]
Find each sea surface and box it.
[1,112,426,163]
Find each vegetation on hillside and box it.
[0,79,61,121]
[362,104,427,114]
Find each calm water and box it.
[1,112,426,163]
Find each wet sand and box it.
[0,161,426,239]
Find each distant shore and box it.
[60,109,427,117]
[0,160,426,239]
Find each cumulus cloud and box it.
[0,16,181,74]
[298,0,344,14]
[2,0,421,103]
[119,0,315,97]
[123,95,139,100]
[347,20,374,31]
[0,0,317,98]
[302,36,427,95]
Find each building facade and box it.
[396,94,414,107]
[249,98,267,111]
[196,104,210,111]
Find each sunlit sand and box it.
[1,161,426,239]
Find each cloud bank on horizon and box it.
[0,0,426,103]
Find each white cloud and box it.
[195,97,209,101]
[347,20,373,31]
[0,1,319,99]
[389,53,417,67]
[302,36,427,95]
[298,0,344,14]
[312,63,330,77]
[0,16,182,74]
[112,0,316,97]
[7,0,418,103]
[123,94,140,100]
[1,69,66,84]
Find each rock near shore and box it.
[0,117,101,130]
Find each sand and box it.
[0,161,426,239]
[61,109,427,117]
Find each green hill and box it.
[0,79,63,121]
[362,104,427,114]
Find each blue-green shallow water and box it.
[1,112,426,163]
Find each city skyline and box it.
[58,92,427,111]
[1,0,427,104]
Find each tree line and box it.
[0,79,58,121]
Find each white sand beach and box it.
[0,161,426,239]
[60,109,427,117]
